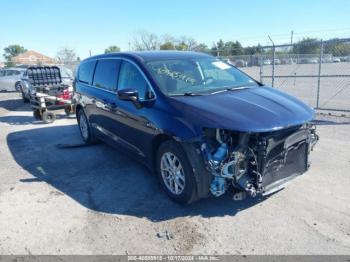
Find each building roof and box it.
[12,50,56,65]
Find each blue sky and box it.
[1,0,350,60]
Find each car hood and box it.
[168,86,314,133]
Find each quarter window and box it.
[118,61,154,100]
[93,59,120,91]
[78,60,96,84]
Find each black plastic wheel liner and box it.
[181,142,212,200]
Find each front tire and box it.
[156,140,198,205]
[18,83,29,103]
[77,109,96,144]
[21,91,29,103]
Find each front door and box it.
[111,60,157,158]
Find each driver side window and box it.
[118,61,154,100]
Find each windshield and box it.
[145,57,258,95]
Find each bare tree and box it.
[131,31,200,51]
[193,43,210,53]
[56,48,78,72]
[161,34,176,44]
[132,30,159,51]
[178,36,198,51]
[56,48,77,64]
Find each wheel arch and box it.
[15,81,22,91]
[75,104,83,119]
[152,133,173,171]
[151,133,211,201]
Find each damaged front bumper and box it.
[199,124,319,198]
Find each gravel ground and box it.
[0,92,349,255]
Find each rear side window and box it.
[93,59,120,91]
[78,61,96,84]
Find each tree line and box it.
[2,34,350,67]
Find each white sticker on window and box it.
[212,61,231,70]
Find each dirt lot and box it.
[0,92,349,255]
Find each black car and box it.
[73,51,318,204]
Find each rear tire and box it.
[15,82,21,92]
[156,140,198,205]
[33,109,42,120]
[64,106,75,116]
[77,109,97,144]
[42,111,56,124]
[21,91,29,103]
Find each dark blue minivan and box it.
[73,51,318,204]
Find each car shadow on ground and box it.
[0,99,29,112]
[7,124,269,222]
[0,92,32,112]
[0,115,42,125]
[0,113,76,125]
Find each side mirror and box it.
[117,88,139,102]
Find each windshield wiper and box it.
[225,85,256,91]
[170,92,202,96]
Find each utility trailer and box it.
[27,66,74,123]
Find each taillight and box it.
[57,89,72,105]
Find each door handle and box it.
[102,99,117,109]
[109,102,117,109]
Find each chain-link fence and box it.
[220,38,350,112]
[60,39,350,112]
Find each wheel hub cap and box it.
[160,152,185,195]
[79,113,89,140]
